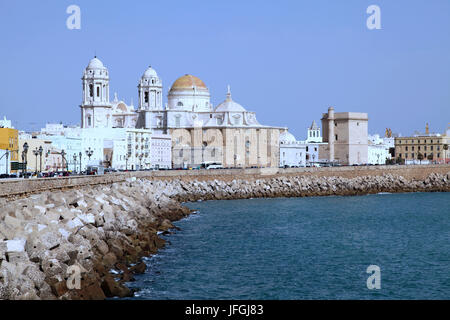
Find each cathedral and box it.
[80,57,282,168]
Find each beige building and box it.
[321,107,368,165]
[395,124,450,164]
[18,135,54,173]
[145,75,282,169]
[171,127,280,168]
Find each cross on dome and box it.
[226,85,232,101]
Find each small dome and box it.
[142,66,158,78]
[87,57,105,69]
[170,74,208,91]
[214,86,246,112]
[280,130,297,143]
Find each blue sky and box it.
[0,0,449,139]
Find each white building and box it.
[0,116,13,129]
[297,121,328,165]
[40,57,173,171]
[0,149,12,175]
[368,134,392,165]
[279,130,306,167]
[125,129,171,170]
[305,120,322,143]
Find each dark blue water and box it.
[127,192,450,299]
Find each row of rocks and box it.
[171,172,450,202]
[0,177,190,300]
[1,172,449,299]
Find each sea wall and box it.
[1,164,449,199]
[0,166,449,299]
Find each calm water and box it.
[126,192,450,299]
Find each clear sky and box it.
[0,0,449,139]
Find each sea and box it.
[125,192,450,299]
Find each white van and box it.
[200,162,223,169]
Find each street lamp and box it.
[73,153,78,174]
[61,149,66,174]
[22,142,29,178]
[125,153,130,171]
[78,152,82,173]
[33,148,39,175]
[38,146,43,173]
[139,153,143,170]
[5,149,9,176]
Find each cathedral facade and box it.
[136,72,282,168]
[80,57,282,169]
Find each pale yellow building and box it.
[0,127,19,173]
[395,124,449,164]
[18,136,55,173]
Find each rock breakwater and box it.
[0,172,449,299]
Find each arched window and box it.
[89,84,93,97]
[87,116,92,127]
[97,86,100,97]
[144,92,149,103]
[177,101,183,107]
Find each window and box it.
[87,116,91,126]
[406,146,408,151]
[177,101,183,107]
[335,134,338,141]
[412,146,414,151]
[145,92,149,103]
[431,146,433,151]
[175,117,181,128]
[89,84,93,97]
[97,86,100,97]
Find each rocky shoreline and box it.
[0,172,449,299]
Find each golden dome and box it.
[170,74,208,91]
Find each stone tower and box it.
[80,57,112,128]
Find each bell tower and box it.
[137,66,164,130]
[80,56,112,128]
[138,66,162,111]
